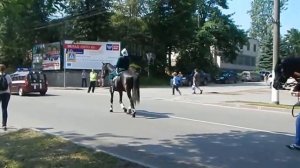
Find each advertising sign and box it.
[32,42,61,70]
[43,42,61,70]
[64,40,121,70]
[32,44,44,70]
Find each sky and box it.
[222,0,300,35]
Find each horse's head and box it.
[101,63,109,78]
[101,62,115,78]
[273,58,291,90]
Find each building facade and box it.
[211,38,259,72]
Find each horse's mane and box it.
[279,56,300,77]
[103,63,115,71]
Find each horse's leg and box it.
[127,89,136,118]
[110,87,114,112]
[119,91,127,113]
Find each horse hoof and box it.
[132,112,136,118]
[123,108,127,113]
[110,109,113,112]
[127,109,132,114]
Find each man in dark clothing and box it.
[192,68,203,94]
[115,48,129,74]
[111,48,130,88]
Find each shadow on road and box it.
[46,129,300,168]
[135,110,172,119]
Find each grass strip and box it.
[0,129,145,168]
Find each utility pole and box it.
[271,0,280,104]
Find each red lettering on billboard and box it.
[112,44,119,51]
[64,44,101,50]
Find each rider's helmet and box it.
[120,48,128,57]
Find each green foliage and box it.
[248,0,288,42]
[0,0,248,77]
[140,75,169,86]
[258,34,273,70]
[0,0,65,67]
[282,28,300,56]
[129,63,141,72]
[248,0,288,71]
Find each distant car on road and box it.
[215,71,239,84]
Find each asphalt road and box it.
[5,82,300,168]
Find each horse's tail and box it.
[132,73,140,105]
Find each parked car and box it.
[241,71,261,82]
[215,71,239,84]
[185,70,211,86]
[10,70,48,96]
[266,73,297,88]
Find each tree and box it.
[176,0,247,74]
[145,0,197,69]
[282,28,300,56]
[0,0,66,67]
[248,0,288,71]
[258,34,273,70]
[63,0,111,41]
[248,0,288,42]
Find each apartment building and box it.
[211,38,259,72]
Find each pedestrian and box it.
[81,70,87,87]
[192,68,203,94]
[0,64,12,131]
[178,71,183,80]
[87,69,97,93]
[98,71,104,87]
[172,72,181,95]
[287,85,300,150]
[287,114,300,150]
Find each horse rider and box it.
[110,47,130,87]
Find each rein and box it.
[292,102,300,117]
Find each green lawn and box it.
[0,129,145,168]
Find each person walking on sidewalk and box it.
[192,68,203,94]
[0,64,12,131]
[88,69,97,93]
[287,114,300,150]
[81,70,87,87]
[172,72,181,95]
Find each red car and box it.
[10,70,48,96]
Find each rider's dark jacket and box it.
[116,56,129,73]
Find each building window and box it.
[247,43,250,51]
[253,44,257,52]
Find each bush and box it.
[140,76,170,86]
[129,63,141,72]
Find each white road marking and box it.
[138,110,294,137]
[150,97,293,115]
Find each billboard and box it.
[32,42,61,70]
[64,40,121,70]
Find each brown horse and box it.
[101,63,140,118]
